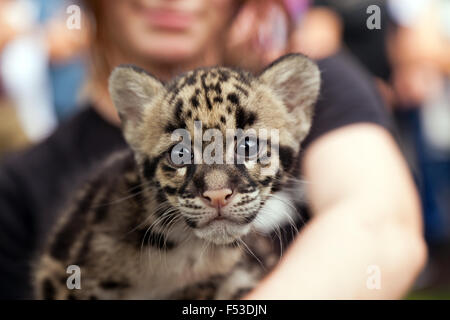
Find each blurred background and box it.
[0,0,448,299]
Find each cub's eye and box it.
[168,144,193,167]
[236,136,259,160]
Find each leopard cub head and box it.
[109,54,320,245]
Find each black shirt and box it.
[313,0,392,81]
[0,51,391,299]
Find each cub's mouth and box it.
[192,217,254,245]
[178,191,262,245]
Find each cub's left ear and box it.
[259,54,321,142]
[109,65,166,150]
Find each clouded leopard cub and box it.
[34,54,320,300]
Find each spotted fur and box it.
[33,54,320,300]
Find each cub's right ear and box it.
[108,65,166,130]
[108,65,166,148]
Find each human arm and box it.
[246,123,427,299]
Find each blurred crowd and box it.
[0,0,449,297]
[0,0,87,149]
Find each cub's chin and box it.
[193,220,253,245]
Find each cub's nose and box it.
[202,188,233,208]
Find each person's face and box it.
[101,0,236,63]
